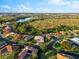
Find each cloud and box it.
[0,5,11,10]
[48,0,65,5]
[48,0,79,8]
[14,4,32,12]
[50,0,63,3]
[48,0,71,6]
[1,0,79,13]
[68,1,79,9]
[0,5,11,12]
[0,4,32,12]
[48,0,79,9]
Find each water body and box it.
[16,18,32,23]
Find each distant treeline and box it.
[1,13,79,22]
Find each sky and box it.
[0,0,79,13]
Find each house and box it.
[43,33,53,41]
[34,36,44,43]
[24,35,34,41]
[54,32,62,37]
[3,27,23,40]
[60,39,79,50]
[0,37,18,55]
[9,32,23,41]
[0,40,11,55]
[13,33,23,41]
[57,50,78,59]
[60,31,65,35]
[57,53,75,59]
[18,46,38,59]
[3,26,13,38]
[2,25,23,40]
[0,45,13,55]
[3,26,12,33]
[70,37,79,45]
[0,43,18,55]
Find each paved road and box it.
[47,36,59,51]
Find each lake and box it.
[16,18,32,23]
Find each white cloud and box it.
[48,0,70,5]
[48,0,63,5]
[14,4,32,12]
[0,5,10,10]
[48,0,79,9]
[50,0,63,3]
[0,5,11,12]
[68,1,79,9]
[0,4,32,12]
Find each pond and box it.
[16,18,32,23]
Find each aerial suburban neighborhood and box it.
[1,0,79,58]
[0,13,79,59]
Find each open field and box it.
[29,19,79,30]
